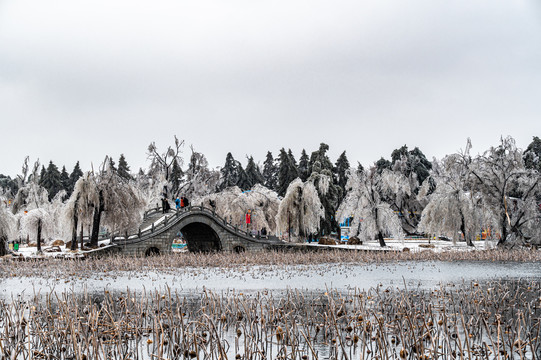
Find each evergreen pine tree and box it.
[335,151,350,201]
[298,149,310,182]
[60,166,70,194]
[356,162,364,176]
[262,151,278,191]
[277,148,299,197]
[38,166,46,187]
[375,157,391,174]
[69,161,83,195]
[117,154,133,180]
[236,163,251,191]
[108,156,117,173]
[245,156,264,189]
[41,161,62,200]
[218,152,239,191]
[524,136,541,172]
[307,143,340,236]
[287,149,298,169]
[309,143,333,174]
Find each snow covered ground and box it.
[3,237,494,260]
[314,238,496,252]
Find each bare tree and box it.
[147,136,184,194]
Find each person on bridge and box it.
[161,198,166,213]
[175,197,180,210]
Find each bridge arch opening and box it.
[145,247,160,256]
[233,245,245,253]
[181,222,221,252]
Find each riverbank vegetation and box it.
[1,279,539,359]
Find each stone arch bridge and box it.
[91,206,283,256]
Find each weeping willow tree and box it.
[417,142,484,246]
[337,167,404,247]
[63,158,146,249]
[196,184,281,234]
[11,158,51,252]
[276,178,325,242]
[0,197,16,255]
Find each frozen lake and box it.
[2,260,540,300]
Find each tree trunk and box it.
[374,207,386,247]
[377,231,386,247]
[71,197,80,251]
[497,215,507,246]
[0,236,7,256]
[71,212,79,251]
[461,214,474,247]
[37,218,42,252]
[90,190,104,248]
[79,222,84,249]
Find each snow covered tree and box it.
[375,157,391,173]
[117,154,133,180]
[524,136,541,172]
[306,143,340,236]
[170,158,183,196]
[73,157,145,247]
[19,208,53,251]
[147,136,184,196]
[337,167,404,247]
[298,149,310,182]
[0,196,16,255]
[134,169,168,211]
[380,146,432,234]
[262,151,278,191]
[418,141,481,246]
[179,147,219,201]
[470,136,541,246]
[12,159,51,252]
[309,143,334,174]
[196,184,281,234]
[245,156,264,189]
[100,174,145,237]
[277,148,299,196]
[276,178,325,242]
[66,172,100,249]
[108,157,117,173]
[0,174,18,197]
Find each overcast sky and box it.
[1,0,540,177]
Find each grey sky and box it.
[1,0,540,177]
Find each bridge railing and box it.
[114,205,256,246]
